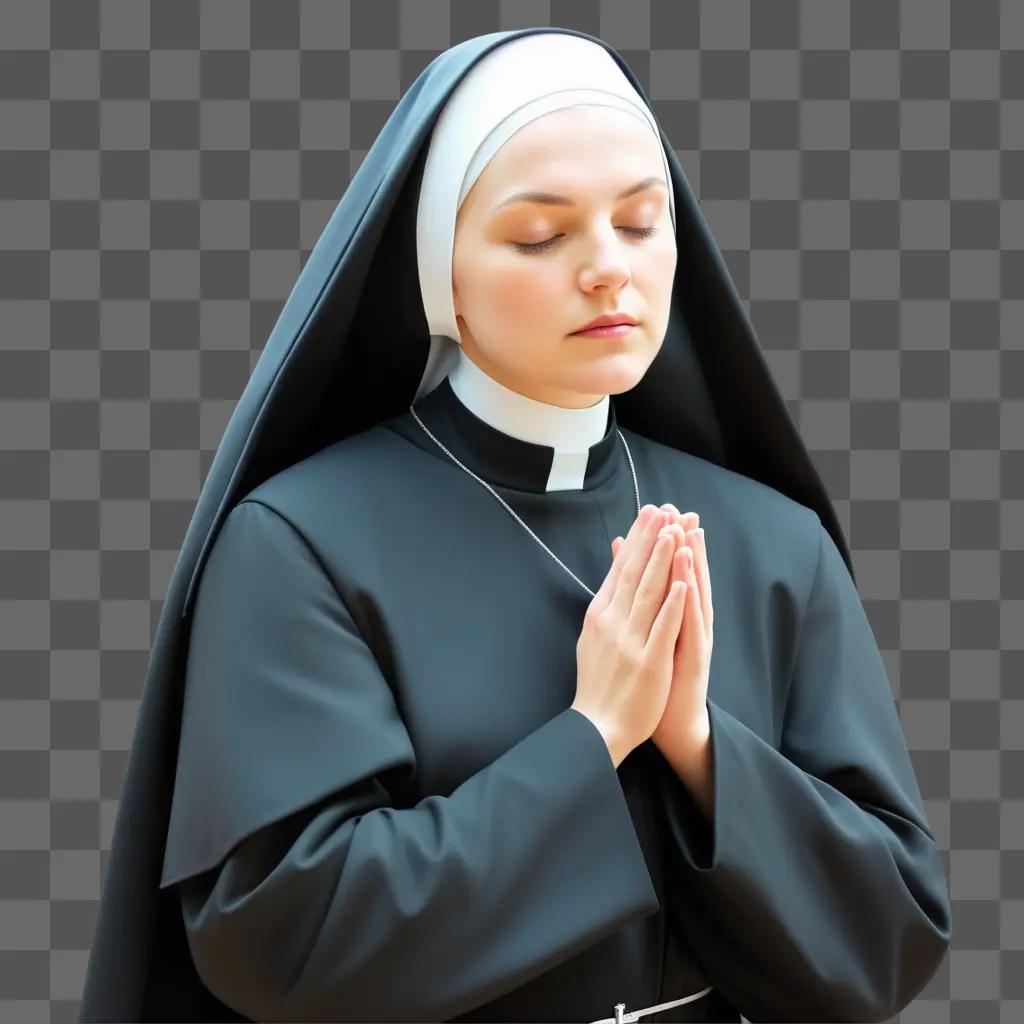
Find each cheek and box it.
[479,264,563,321]
[635,243,677,298]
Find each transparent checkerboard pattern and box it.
[1,1,1022,1022]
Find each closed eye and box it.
[513,226,659,255]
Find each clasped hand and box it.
[610,504,714,752]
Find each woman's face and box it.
[451,106,678,409]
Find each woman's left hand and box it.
[610,504,713,752]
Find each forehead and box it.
[495,106,659,171]
[461,107,665,216]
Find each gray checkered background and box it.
[1,0,1022,1021]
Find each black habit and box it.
[78,26,952,1024]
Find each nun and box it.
[78,27,952,1024]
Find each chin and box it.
[598,355,648,380]
[577,351,652,390]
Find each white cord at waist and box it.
[588,983,714,1023]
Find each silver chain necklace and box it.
[409,404,641,599]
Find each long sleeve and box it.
[656,519,952,1023]
[165,500,661,1023]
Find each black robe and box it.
[77,25,952,1024]
[146,376,951,1023]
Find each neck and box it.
[399,351,622,494]
[447,347,611,457]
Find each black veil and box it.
[79,25,851,1022]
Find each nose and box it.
[581,231,631,290]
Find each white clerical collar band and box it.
[400,374,623,498]
[588,985,715,1024]
[447,348,611,491]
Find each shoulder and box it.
[623,427,821,530]
[239,423,413,520]
[221,421,452,570]
[622,427,823,587]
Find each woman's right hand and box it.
[572,504,688,767]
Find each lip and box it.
[572,312,639,333]
[572,323,636,339]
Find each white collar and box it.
[446,348,611,491]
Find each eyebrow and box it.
[495,175,668,210]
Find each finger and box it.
[683,529,704,622]
[615,522,685,574]
[614,507,669,606]
[666,522,706,637]
[595,505,660,609]
[620,515,676,627]
[689,527,713,637]
[661,503,699,526]
[672,542,701,649]
[594,513,645,610]
[683,542,705,641]
[611,511,670,573]
[660,523,687,602]
[666,542,691,663]
[648,576,688,660]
